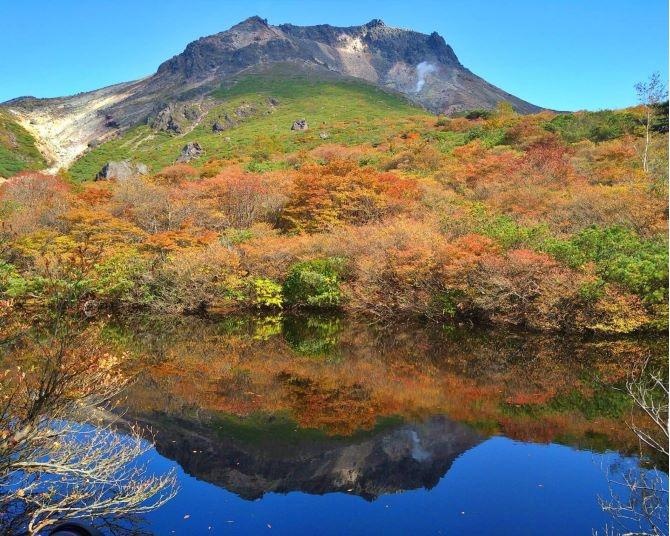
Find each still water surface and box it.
[107,315,667,535]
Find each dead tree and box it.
[597,358,669,536]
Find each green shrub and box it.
[92,250,149,304]
[545,110,639,143]
[283,258,344,308]
[464,126,507,148]
[425,130,469,153]
[245,160,288,173]
[251,278,283,308]
[472,208,549,249]
[464,109,493,120]
[578,279,606,302]
[543,226,668,303]
[651,101,669,133]
[470,206,668,305]
[221,228,255,245]
[571,226,668,303]
[435,289,463,317]
[0,261,33,298]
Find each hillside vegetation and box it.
[1,75,668,334]
[0,109,46,177]
[69,73,427,182]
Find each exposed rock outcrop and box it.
[95,160,148,181]
[291,119,308,131]
[176,141,203,162]
[149,105,182,134]
[235,103,256,118]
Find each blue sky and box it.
[1,0,667,110]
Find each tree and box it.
[598,358,668,536]
[281,161,417,233]
[634,72,668,172]
[0,270,177,534]
[0,173,70,235]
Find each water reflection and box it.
[102,314,667,533]
[129,412,481,501]
[112,314,663,454]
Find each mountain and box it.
[152,17,539,115]
[1,16,542,175]
[127,409,482,501]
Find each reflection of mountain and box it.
[131,410,481,501]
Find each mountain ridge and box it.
[1,16,542,172]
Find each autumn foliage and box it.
[0,102,667,334]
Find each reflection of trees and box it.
[115,314,665,453]
[282,314,342,358]
[0,298,176,534]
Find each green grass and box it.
[69,72,428,181]
[0,109,47,177]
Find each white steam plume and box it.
[415,61,437,92]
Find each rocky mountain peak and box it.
[365,18,386,28]
[149,17,539,116]
[232,15,270,30]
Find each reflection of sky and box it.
[141,437,668,535]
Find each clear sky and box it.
[1,0,667,110]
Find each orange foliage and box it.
[180,165,289,229]
[153,163,200,184]
[444,141,520,188]
[77,183,113,206]
[0,172,70,234]
[282,160,419,232]
[143,226,217,253]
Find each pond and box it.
[104,314,667,535]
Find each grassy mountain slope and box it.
[0,109,47,177]
[69,73,429,182]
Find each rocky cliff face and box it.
[1,16,541,171]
